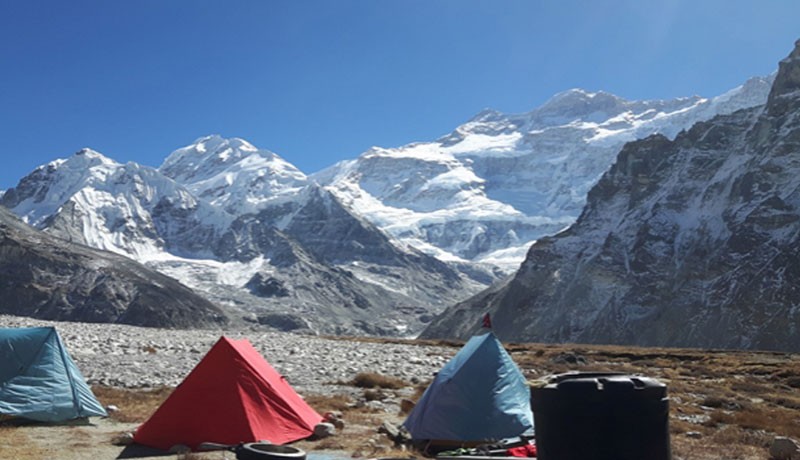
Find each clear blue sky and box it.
[1,1,798,189]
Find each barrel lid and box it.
[532,372,667,399]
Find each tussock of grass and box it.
[350,372,408,389]
[303,393,353,413]
[730,380,770,393]
[700,396,731,409]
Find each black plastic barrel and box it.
[530,372,670,460]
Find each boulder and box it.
[313,422,336,439]
[770,437,800,460]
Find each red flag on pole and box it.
[482,313,492,329]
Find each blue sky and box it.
[1,1,798,189]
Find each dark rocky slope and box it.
[0,206,227,328]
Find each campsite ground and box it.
[2,335,800,459]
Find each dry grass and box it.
[294,395,396,456]
[91,385,173,423]
[303,393,353,413]
[499,341,800,459]
[0,425,47,460]
[314,339,800,458]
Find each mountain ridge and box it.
[314,74,775,272]
[2,139,483,336]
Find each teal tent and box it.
[0,327,107,422]
[403,332,533,443]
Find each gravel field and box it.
[0,315,457,396]
[2,315,458,459]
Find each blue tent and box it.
[0,327,107,422]
[403,332,534,442]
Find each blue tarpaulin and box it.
[0,327,107,422]
[403,332,534,442]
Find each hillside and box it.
[0,207,226,328]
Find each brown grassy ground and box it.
[91,386,174,423]
[2,339,799,459]
[507,342,799,459]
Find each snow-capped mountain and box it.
[2,139,482,336]
[421,40,800,352]
[1,148,231,260]
[314,75,774,273]
[160,135,308,216]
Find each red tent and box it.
[134,336,323,451]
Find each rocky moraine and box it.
[0,315,456,397]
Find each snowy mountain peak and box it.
[65,147,119,168]
[0,147,231,259]
[159,135,309,215]
[533,88,631,121]
[162,135,271,175]
[76,147,110,158]
[544,88,624,106]
[467,108,506,123]
[0,148,125,227]
[192,134,258,154]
